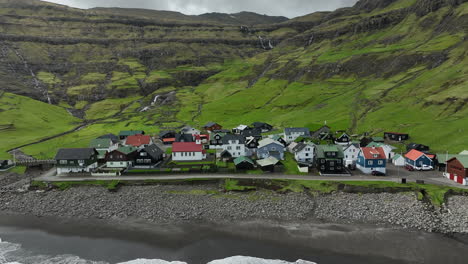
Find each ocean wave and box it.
[1,238,315,264]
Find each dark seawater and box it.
[0,214,467,264]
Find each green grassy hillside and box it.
[0,0,467,157]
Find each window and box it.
[321,159,325,164]
[346,155,348,158]
[227,146,232,150]
[236,146,241,150]
[337,160,341,164]
[305,153,309,157]
[352,155,354,159]
[368,160,373,165]
[378,160,383,165]
[60,160,67,165]
[120,162,123,165]
[271,147,276,151]
[141,152,147,157]
[330,161,335,166]
[321,165,325,170]
[78,160,84,164]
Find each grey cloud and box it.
[44,0,359,18]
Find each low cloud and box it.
[44,0,359,18]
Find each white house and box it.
[233,124,249,134]
[172,142,206,161]
[367,142,396,159]
[284,127,311,143]
[392,154,405,166]
[221,134,247,158]
[180,126,200,135]
[292,143,315,164]
[55,148,99,175]
[343,143,360,167]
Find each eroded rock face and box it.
[354,0,398,12]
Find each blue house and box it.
[257,138,285,160]
[405,149,434,169]
[356,147,387,174]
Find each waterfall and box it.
[151,95,160,105]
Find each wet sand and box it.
[0,213,467,264]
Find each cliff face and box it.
[0,0,467,157]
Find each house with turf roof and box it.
[172,142,206,161]
[384,132,409,142]
[334,132,351,145]
[105,146,138,168]
[444,156,468,185]
[234,156,255,170]
[97,134,119,144]
[315,145,344,174]
[256,156,280,172]
[356,147,387,174]
[119,130,145,140]
[55,148,99,174]
[257,138,285,160]
[392,154,405,166]
[311,126,332,141]
[134,144,164,167]
[404,149,434,170]
[371,137,385,143]
[89,138,118,160]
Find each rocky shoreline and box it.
[0,173,467,234]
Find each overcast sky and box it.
[43,0,358,18]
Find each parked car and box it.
[415,165,433,171]
[372,171,386,176]
[405,165,414,171]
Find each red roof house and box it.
[404,149,434,168]
[125,134,152,147]
[172,142,206,161]
[361,147,386,159]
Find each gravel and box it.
[0,177,467,234]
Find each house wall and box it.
[294,148,314,163]
[443,172,468,186]
[107,161,132,168]
[57,162,98,175]
[344,146,359,165]
[258,143,284,160]
[405,155,433,168]
[222,141,247,158]
[284,132,306,143]
[393,157,405,166]
[172,151,205,161]
[447,159,467,179]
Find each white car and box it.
[415,165,433,171]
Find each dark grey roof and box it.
[252,122,272,128]
[55,148,97,160]
[284,127,311,136]
[159,130,175,138]
[220,150,232,158]
[204,122,219,128]
[241,128,262,138]
[98,133,119,143]
[143,144,164,159]
[213,129,230,133]
[292,143,307,153]
[175,133,194,142]
[311,126,331,138]
[222,134,246,144]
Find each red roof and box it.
[426,154,436,159]
[405,149,425,161]
[163,138,176,143]
[125,134,151,147]
[361,147,386,159]
[172,142,203,152]
[194,134,210,140]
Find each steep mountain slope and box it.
[0,0,467,158]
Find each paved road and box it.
[34,166,468,189]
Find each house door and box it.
[450,173,454,180]
[457,174,463,184]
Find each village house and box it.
[134,144,164,167]
[251,122,273,133]
[221,134,247,158]
[159,130,176,145]
[367,142,396,159]
[407,143,430,153]
[436,153,467,171]
[460,150,468,155]
[444,157,468,185]
[287,142,298,153]
[245,136,259,156]
[89,138,118,160]
[371,137,385,143]
[356,147,387,174]
[119,130,145,140]
[343,143,360,167]
[175,133,195,142]
[234,156,256,170]
[125,134,152,148]
[180,126,200,135]
[241,128,262,140]
[334,132,351,145]
[97,134,119,145]
[256,156,281,172]
[0,160,12,170]
[311,126,332,141]
[55,148,99,174]
[172,142,206,161]
[284,127,311,143]
[233,124,250,134]
[209,131,226,146]
[315,145,344,174]
[194,134,210,144]
[105,146,138,168]
[392,154,405,166]
[405,149,434,170]
[271,135,287,147]
[203,122,223,132]
[359,137,373,147]
[292,143,315,165]
[384,132,409,142]
[257,138,285,160]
